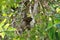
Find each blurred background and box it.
[0,0,60,40]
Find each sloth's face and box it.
[23,17,32,22]
[23,17,32,25]
[27,17,32,22]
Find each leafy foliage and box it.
[0,0,60,40]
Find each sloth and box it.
[16,17,32,34]
[21,17,32,31]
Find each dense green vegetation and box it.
[0,0,60,40]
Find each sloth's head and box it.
[23,17,32,24]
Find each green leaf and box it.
[2,13,7,17]
[7,27,16,31]
[4,23,9,30]
[0,19,6,27]
[58,30,60,40]
[56,8,60,13]
[48,27,56,40]
[0,32,5,38]
[9,13,13,17]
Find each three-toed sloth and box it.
[21,17,32,31]
[16,17,32,34]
